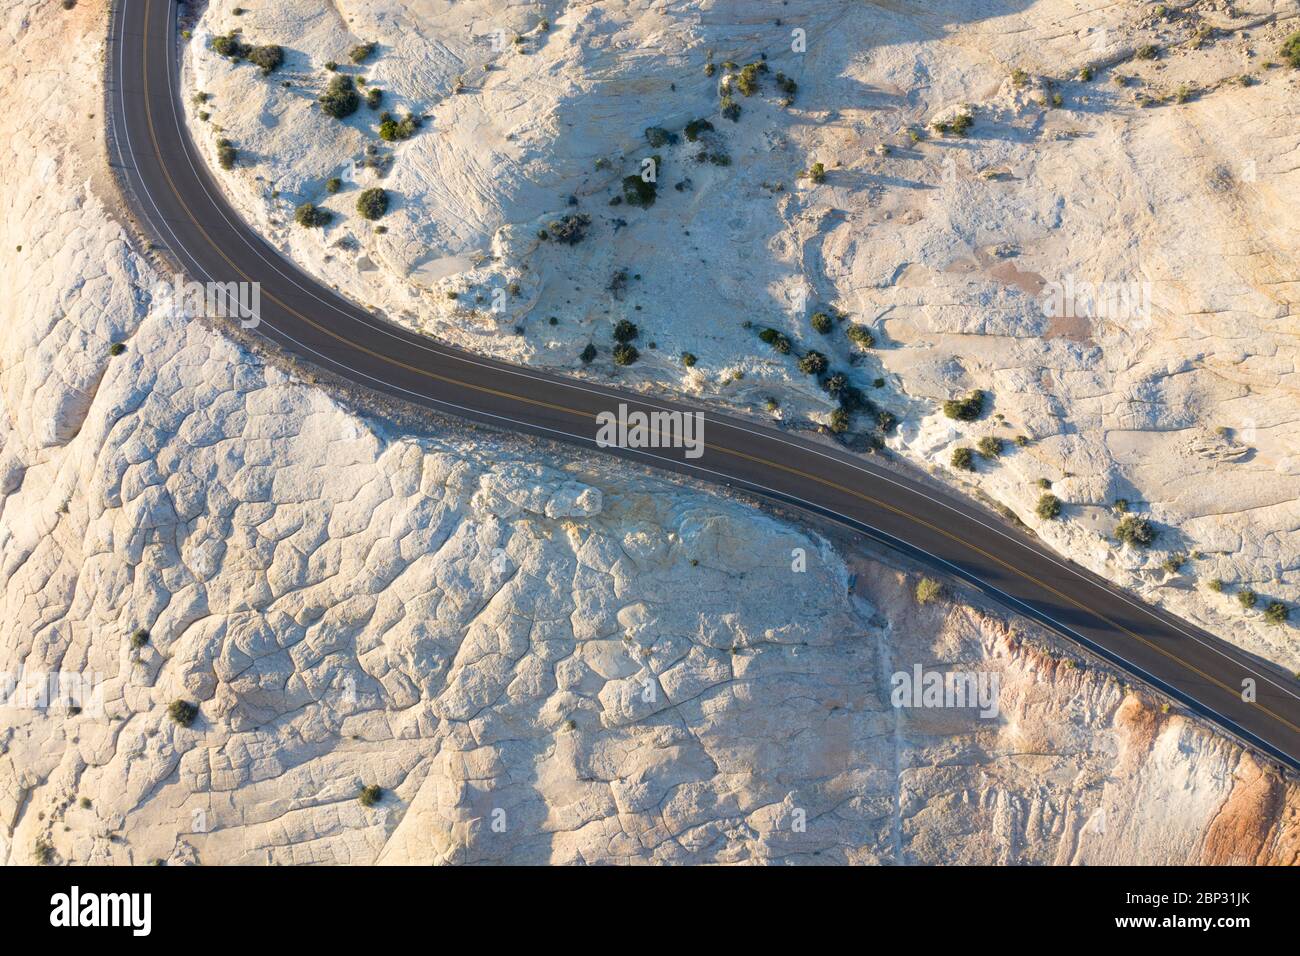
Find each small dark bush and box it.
[130,628,150,649]
[1283,33,1300,68]
[942,390,984,422]
[806,162,826,184]
[294,202,333,227]
[846,325,874,349]
[613,343,639,366]
[247,45,283,75]
[613,319,638,343]
[1115,515,1156,548]
[215,137,237,169]
[720,96,740,121]
[350,42,377,64]
[1238,588,1258,609]
[877,409,897,433]
[1135,43,1158,60]
[547,213,590,245]
[580,343,597,364]
[1036,493,1062,519]
[167,700,198,728]
[212,32,248,60]
[644,126,677,147]
[109,342,127,356]
[358,784,383,807]
[1264,601,1289,624]
[320,75,360,119]
[810,311,833,334]
[378,111,420,141]
[325,177,342,194]
[684,118,713,141]
[622,175,657,208]
[681,352,697,368]
[758,328,792,354]
[951,447,975,471]
[828,408,850,433]
[365,87,383,109]
[356,187,388,220]
[798,351,828,376]
[977,436,1003,458]
[822,371,849,397]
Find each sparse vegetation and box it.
[365,87,383,109]
[681,352,697,368]
[167,699,198,728]
[355,187,388,220]
[216,138,237,169]
[931,111,973,136]
[247,44,284,76]
[684,118,714,141]
[976,436,1003,459]
[130,628,150,649]
[546,213,591,245]
[325,177,342,194]
[349,42,377,64]
[622,174,658,208]
[109,342,127,357]
[358,784,383,807]
[294,202,333,227]
[378,111,420,141]
[1207,578,1224,593]
[1238,588,1258,609]
[1135,43,1158,60]
[613,319,639,344]
[613,343,640,366]
[1264,601,1289,625]
[806,162,826,184]
[810,311,833,334]
[1283,32,1300,69]
[797,351,828,376]
[1036,493,1062,519]
[319,75,360,119]
[1161,552,1186,574]
[950,446,975,471]
[915,577,942,605]
[846,325,874,349]
[942,390,984,422]
[828,408,850,434]
[580,343,597,364]
[759,328,792,354]
[1115,515,1156,548]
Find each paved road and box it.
[109,0,1300,771]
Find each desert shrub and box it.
[806,162,826,184]
[846,325,874,349]
[1207,578,1224,593]
[167,700,198,727]
[33,839,53,865]
[1135,43,1158,60]
[977,436,1003,458]
[350,42,377,64]
[1078,65,1094,81]
[644,126,677,147]
[294,202,332,227]
[613,319,638,343]
[684,118,714,141]
[735,62,763,96]
[216,138,237,169]
[325,177,342,194]
[828,407,850,433]
[358,784,383,807]
[759,328,792,354]
[1283,32,1300,68]
[1011,67,1029,88]
[1036,493,1062,519]
[365,87,383,109]
[950,447,975,471]
[613,343,639,366]
[378,111,420,141]
[1161,552,1186,573]
[931,112,973,136]
[580,343,597,364]
[720,96,740,121]
[108,342,127,356]
[798,351,828,375]
[877,409,897,433]
[942,390,984,422]
[320,75,360,119]
[822,371,848,397]
[622,175,657,208]
[247,44,283,75]
[810,311,833,334]
[1238,588,1258,609]
[681,352,697,367]
[130,628,150,649]
[1115,515,1156,547]
[1264,601,1289,624]
[1014,434,1030,447]
[355,187,388,220]
[915,577,942,605]
[775,72,797,97]
[212,32,248,60]
[547,213,590,245]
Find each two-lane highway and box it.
[108,0,1300,771]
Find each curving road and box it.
[108,0,1300,771]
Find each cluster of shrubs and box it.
[216,137,237,169]
[612,319,640,365]
[320,74,360,118]
[622,172,658,208]
[1115,514,1156,547]
[378,111,420,141]
[1284,32,1300,68]
[211,32,284,75]
[294,202,333,227]
[930,111,973,136]
[540,213,590,245]
[942,390,984,422]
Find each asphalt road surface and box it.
[108,0,1300,771]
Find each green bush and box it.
[580,343,597,364]
[33,839,53,865]
[613,343,639,366]
[758,327,791,354]
[355,187,388,220]
[720,96,740,121]
[977,436,1003,458]
[1135,43,1158,60]
[350,42,377,64]
[950,447,975,471]
[931,112,972,136]
[247,45,283,75]
[167,700,198,728]
[108,342,127,357]
[378,111,420,141]
[358,784,383,807]
[622,175,657,208]
[684,118,714,141]
[942,390,984,422]
[915,577,942,605]
[828,408,850,433]
[320,75,360,119]
[1238,588,1258,609]
[1283,32,1300,68]
[806,162,826,184]
[294,202,333,227]
[547,213,590,245]
[735,62,763,96]
[130,628,150,649]
[216,138,236,169]
[365,87,383,109]
[1264,601,1289,624]
[644,126,676,147]
[1207,578,1224,593]
[810,311,833,334]
[681,352,697,368]
[877,409,897,433]
[1115,515,1156,547]
[613,319,638,343]
[797,351,828,375]
[212,32,248,60]
[325,177,342,194]
[1036,493,1062,519]
[822,371,848,397]
[846,325,874,349]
